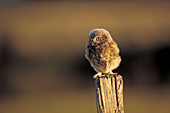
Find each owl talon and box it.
[93,72,102,79]
[110,72,118,75]
[93,72,118,78]
[109,72,118,77]
[93,74,98,79]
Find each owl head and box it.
[88,28,113,46]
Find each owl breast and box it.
[85,41,121,73]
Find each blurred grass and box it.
[0,90,96,113]
[124,87,170,113]
[0,88,170,113]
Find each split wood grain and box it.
[95,74,124,113]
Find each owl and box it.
[85,28,121,78]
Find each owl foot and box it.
[102,72,118,77]
[93,72,118,79]
[108,72,118,77]
[93,72,102,79]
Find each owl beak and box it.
[92,42,95,46]
[89,40,95,46]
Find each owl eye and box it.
[96,37,102,41]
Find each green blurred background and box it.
[0,0,170,113]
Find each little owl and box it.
[85,28,121,78]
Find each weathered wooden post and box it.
[85,28,123,113]
[94,74,124,113]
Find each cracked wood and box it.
[95,74,124,113]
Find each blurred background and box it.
[0,0,170,113]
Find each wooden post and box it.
[95,74,124,113]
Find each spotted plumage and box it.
[85,28,121,78]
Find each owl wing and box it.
[85,44,92,61]
[85,44,98,70]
